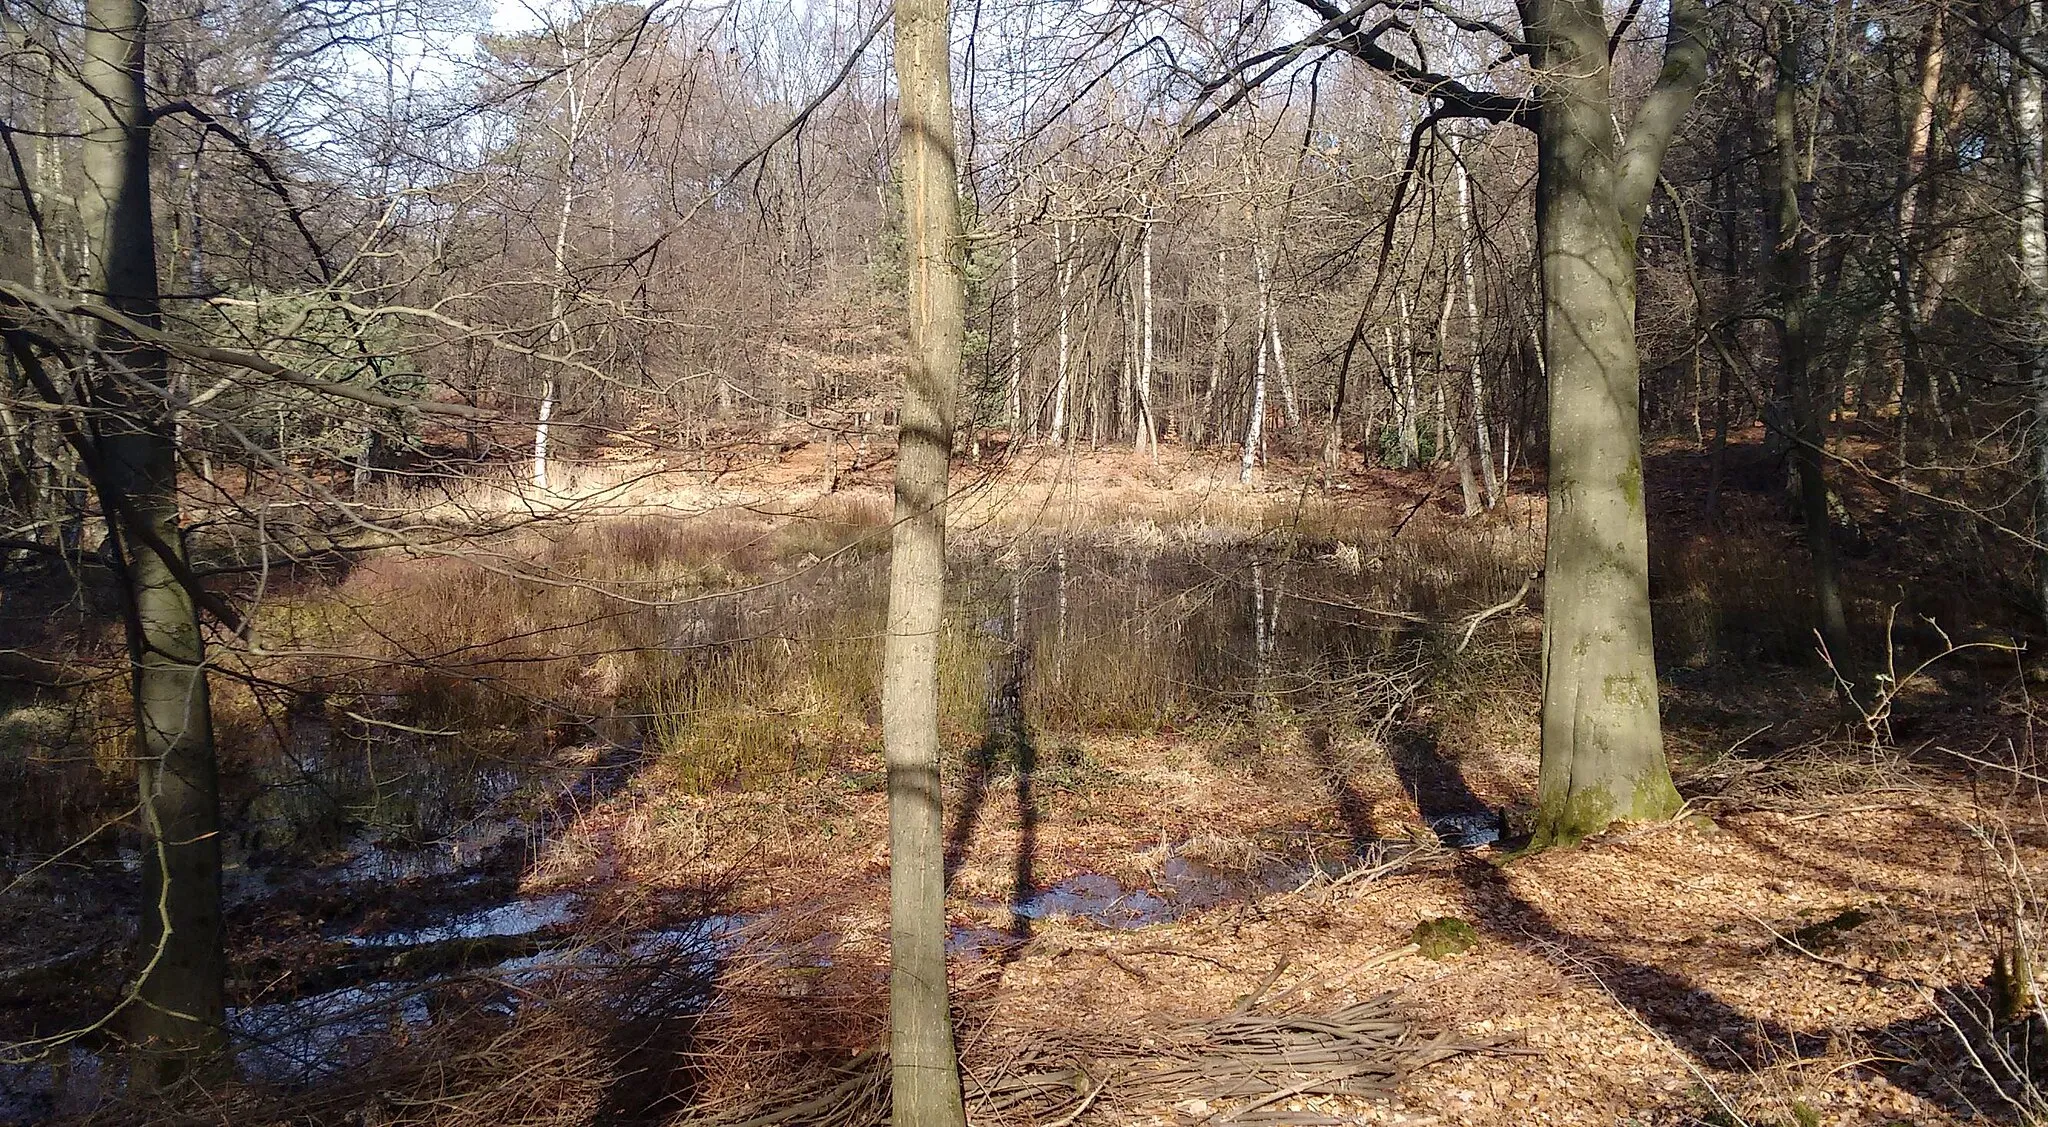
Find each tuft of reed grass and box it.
[643,605,1000,794]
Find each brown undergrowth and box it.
[8,436,2048,1125]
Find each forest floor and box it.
[539,678,2031,1127]
[493,425,2042,1126]
[8,423,2043,1126]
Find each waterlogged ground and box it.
[1,454,2038,1125]
[3,517,1532,1115]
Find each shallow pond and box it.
[2,533,1529,1113]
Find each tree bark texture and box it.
[1527,0,1706,844]
[1768,14,1855,677]
[884,0,968,1121]
[78,0,226,1076]
[2017,0,2048,627]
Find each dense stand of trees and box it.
[6,0,2048,1099]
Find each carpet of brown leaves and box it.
[561,718,2031,1127]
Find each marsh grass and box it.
[642,602,1002,793]
[0,693,127,853]
[3,487,1821,867]
[1023,626,1190,734]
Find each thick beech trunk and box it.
[1527,0,1705,844]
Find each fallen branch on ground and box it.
[674,991,1506,1126]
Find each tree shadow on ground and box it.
[592,947,714,1123]
[942,634,1038,959]
[942,739,994,893]
[1388,726,1493,823]
[1392,726,2018,1121]
[943,633,1030,891]
[1304,722,1375,853]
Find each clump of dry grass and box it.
[644,637,875,791]
[641,605,997,794]
[0,681,130,853]
[1413,623,1540,775]
[1024,626,1188,734]
[1176,829,1275,872]
[235,504,894,764]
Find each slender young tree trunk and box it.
[1243,277,1268,485]
[1006,191,1023,436]
[1454,139,1500,507]
[1201,247,1229,446]
[1527,0,1705,844]
[184,135,204,290]
[2015,0,2048,627]
[1396,294,1420,467]
[1893,7,1946,438]
[1705,360,1731,518]
[77,0,225,1077]
[1135,210,1157,460]
[1434,261,1481,512]
[27,56,58,292]
[1118,284,1133,444]
[1052,221,1076,445]
[1769,13,1855,677]
[1432,265,1454,466]
[883,1,967,1121]
[1255,247,1301,438]
[1271,317,1296,436]
[534,31,586,490]
[1325,311,1362,476]
[1432,262,1480,511]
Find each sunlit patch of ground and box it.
[564,714,2027,1126]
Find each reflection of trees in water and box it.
[972,541,1455,735]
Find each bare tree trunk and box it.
[1052,220,1077,445]
[1528,0,1705,844]
[1769,11,1855,678]
[1704,359,1731,519]
[1254,247,1300,438]
[534,29,586,491]
[1451,407,1481,516]
[1118,283,1133,444]
[184,135,204,291]
[1892,7,1946,444]
[884,1,967,1121]
[76,0,225,1078]
[2015,0,2048,627]
[1396,295,1419,467]
[1271,317,1296,436]
[1135,209,1157,460]
[1243,270,1268,485]
[1201,247,1229,446]
[1006,191,1023,436]
[1431,260,1480,512]
[27,55,58,292]
[1325,310,1364,476]
[1454,138,1500,507]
